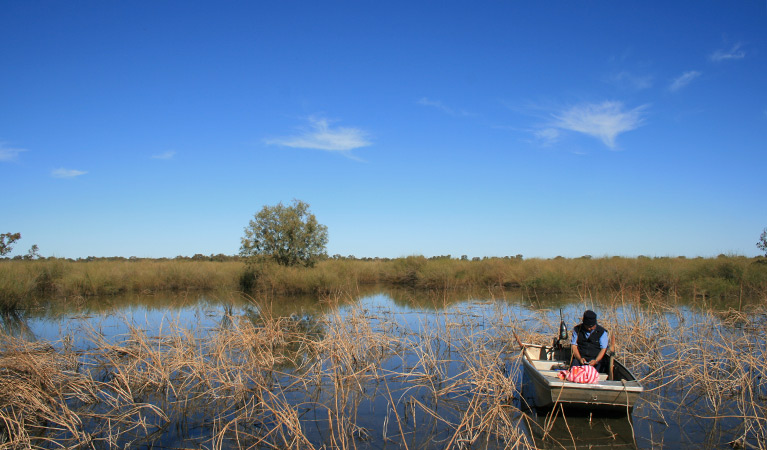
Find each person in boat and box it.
[570,310,609,373]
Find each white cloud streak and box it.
[534,128,560,146]
[709,43,745,62]
[551,101,647,149]
[417,97,473,117]
[266,117,371,156]
[0,144,27,162]
[152,151,176,160]
[52,168,87,178]
[607,71,653,91]
[669,70,701,92]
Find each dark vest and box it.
[574,324,607,360]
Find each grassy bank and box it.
[0,259,242,307]
[2,255,766,309]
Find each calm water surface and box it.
[4,289,764,449]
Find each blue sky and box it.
[2,1,766,259]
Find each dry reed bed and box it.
[594,297,767,449]
[0,297,535,449]
[0,295,766,449]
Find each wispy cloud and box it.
[606,71,653,91]
[417,97,473,117]
[52,168,87,178]
[533,128,560,146]
[709,43,745,62]
[151,151,176,160]
[669,70,701,92]
[0,143,27,162]
[550,101,647,149]
[266,117,371,158]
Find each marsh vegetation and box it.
[0,288,765,449]
[1,254,765,310]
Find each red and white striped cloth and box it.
[558,365,600,384]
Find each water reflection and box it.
[524,407,637,449]
[0,288,764,449]
[0,309,36,341]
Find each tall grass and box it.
[0,259,243,308]
[230,255,767,302]
[2,255,766,309]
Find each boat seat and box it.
[531,360,569,371]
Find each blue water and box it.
[3,290,764,449]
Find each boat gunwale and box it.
[521,344,644,393]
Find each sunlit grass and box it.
[1,255,765,310]
[0,259,244,308]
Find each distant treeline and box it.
[0,253,521,263]
[0,254,246,262]
[1,255,766,309]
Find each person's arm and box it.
[589,347,607,367]
[588,331,610,366]
[571,344,587,365]
[570,328,587,364]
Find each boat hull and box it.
[521,344,643,410]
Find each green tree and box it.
[758,228,767,256]
[0,232,21,256]
[240,200,328,267]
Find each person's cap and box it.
[583,310,597,327]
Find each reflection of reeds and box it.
[1,292,766,448]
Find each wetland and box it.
[1,284,766,449]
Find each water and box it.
[2,288,765,449]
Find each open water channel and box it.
[2,288,765,449]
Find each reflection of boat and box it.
[520,344,643,411]
[525,406,638,449]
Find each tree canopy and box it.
[758,228,767,257]
[0,232,21,256]
[240,200,328,267]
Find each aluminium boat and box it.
[520,343,644,411]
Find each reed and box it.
[1,289,766,448]
[565,297,767,449]
[0,331,168,448]
[0,256,754,309]
[0,292,537,449]
[0,259,244,309]
[3,255,766,311]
